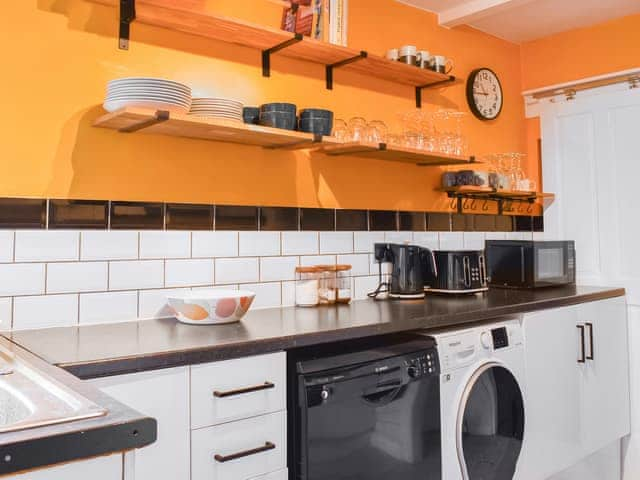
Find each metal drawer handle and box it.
[577,325,586,363]
[213,381,275,398]
[214,441,276,463]
[585,322,594,361]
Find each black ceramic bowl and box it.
[242,107,260,125]
[260,103,297,114]
[298,117,333,136]
[299,108,334,121]
[259,111,297,130]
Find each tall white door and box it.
[537,84,640,478]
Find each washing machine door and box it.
[456,362,524,480]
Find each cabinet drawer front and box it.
[191,411,286,480]
[191,352,285,428]
[248,468,287,480]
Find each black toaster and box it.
[423,250,488,294]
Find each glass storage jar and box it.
[317,265,337,305]
[335,264,352,304]
[295,266,320,307]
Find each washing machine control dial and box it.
[481,331,493,349]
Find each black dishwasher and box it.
[288,334,441,480]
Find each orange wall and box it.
[1,1,526,211]
[521,14,640,91]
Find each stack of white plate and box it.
[188,98,243,122]
[103,77,192,114]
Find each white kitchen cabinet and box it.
[520,298,630,479]
[3,454,122,480]
[519,304,583,479]
[191,411,287,480]
[578,297,630,455]
[191,352,286,429]
[91,367,190,480]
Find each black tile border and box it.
[0,197,543,232]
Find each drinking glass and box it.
[347,117,368,142]
[332,119,348,142]
[366,120,388,144]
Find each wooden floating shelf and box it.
[89,0,456,102]
[94,108,475,166]
[439,186,555,213]
[319,142,476,166]
[93,107,337,149]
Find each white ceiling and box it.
[398,0,640,43]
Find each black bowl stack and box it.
[298,109,334,136]
[258,103,297,130]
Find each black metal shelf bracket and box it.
[119,0,136,50]
[325,51,368,90]
[262,34,304,77]
[415,75,456,108]
[119,110,170,133]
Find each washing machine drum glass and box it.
[458,365,524,480]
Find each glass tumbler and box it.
[347,117,368,142]
[366,120,388,144]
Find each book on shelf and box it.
[280,0,348,46]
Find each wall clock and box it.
[466,68,503,121]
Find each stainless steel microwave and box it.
[485,240,576,289]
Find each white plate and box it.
[189,109,242,114]
[107,87,192,98]
[103,99,191,113]
[106,94,191,105]
[108,77,190,92]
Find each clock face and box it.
[466,68,503,120]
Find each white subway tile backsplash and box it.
[463,232,486,250]
[485,232,507,241]
[0,231,14,262]
[81,231,138,261]
[354,231,385,253]
[139,288,190,319]
[300,255,336,266]
[15,231,79,262]
[109,260,164,290]
[242,282,281,309]
[0,298,11,329]
[47,262,108,294]
[0,264,45,296]
[384,231,412,244]
[337,254,370,276]
[354,276,380,300]
[79,291,138,325]
[413,232,439,250]
[260,256,298,282]
[140,231,190,259]
[215,258,259,284]
[165,259,214,287]
[281,232,318,255]
[192,231,238,258]
[282,281,296,307]
[369,255,392,276]
[439,232,464,250]
[239,232,280,257]
[319,232,353,254]
[13,294,78,330]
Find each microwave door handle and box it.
[520,247,526,284]
[463,256,471,288]
[585,322,594,360]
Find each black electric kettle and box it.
[371,243,437,299]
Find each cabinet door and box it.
[579,297,630,455]
[519,306,582,479]
[91,367,190,480]
[4,454,122,480]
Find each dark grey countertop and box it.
[4,285,625,379]
[0,336,156,475]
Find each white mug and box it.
[431,55,454,74]
[398,45,418,65]
[386,48,399,61]
[417,50,431,69]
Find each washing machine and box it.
[432,319,527,480]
